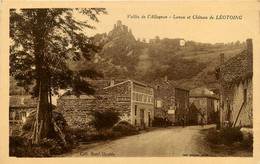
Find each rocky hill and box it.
[88,20,246,91]
[10,20,246,95]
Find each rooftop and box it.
[104,79,150,89]
[215,39,253,84]
[10,95,38,108]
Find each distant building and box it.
[179,39,185,46]
[9,95,37,135]
[189,94,219,125]
[215,39,253,128]
[58,79,154,129]
[149,77,189,125]
[9,95,37,123]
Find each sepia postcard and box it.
[0,0,260,164]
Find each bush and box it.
[112,121,139,136]
[9,136,66,157]
[205,127,244,146]
[90,109,120,131]
[219,127,243,146]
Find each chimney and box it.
[165,76,168,82]
[246,38,253,70]
[220,53,224,64]
[247,38,253,54]
[110,78,115,86]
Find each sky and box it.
[80,2,258,44]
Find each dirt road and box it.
[68,125,216,157]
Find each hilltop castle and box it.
[108,20,133,39]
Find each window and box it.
[140,94,143,102]
[156,99,162,108]
[144,95,147,102]
[135,119,137,125]
[21,98,24,105]
[15,112,20,120]
[244,89,247,102]
[135,105,137,115]
[21,112,26,118]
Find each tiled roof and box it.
[59,94,95,100]
[10,95,38,108]
[103,79,150,89]
[216,50,253,84]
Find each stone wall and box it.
[58,80,155,129]
[149,79,176,122]
[57,82,132,129]
[57,98,95,128]
[223,78,253,127]
[206,98,215,123]
[101,82,132,122]
[175,88,190,125]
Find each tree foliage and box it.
[10,8,107,142]
[10,8,107,96]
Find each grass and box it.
[203,127,253,156]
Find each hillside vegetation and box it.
[89,21,246,91]
[10,21,246,95]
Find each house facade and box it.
[189,95,219,125]
[103,80,154,128]
[9,95,37,135]
[57,79,154,129]
[149,77,189,125]
[215,39,253,128]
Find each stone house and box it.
[149,77,189,125]
[10,95,37,123]
[9,95,37,135]
[103,80,154,128]
[189,94,219,125]
[215,39,253,128]
[57,79,154,129]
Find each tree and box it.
[10,8,107,143]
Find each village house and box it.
[189,94,219,125]
[149,77,189,125]
[9,95,37,135]
[215,39,253,128]
[57,79,154,129]
[10,95,37,123]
